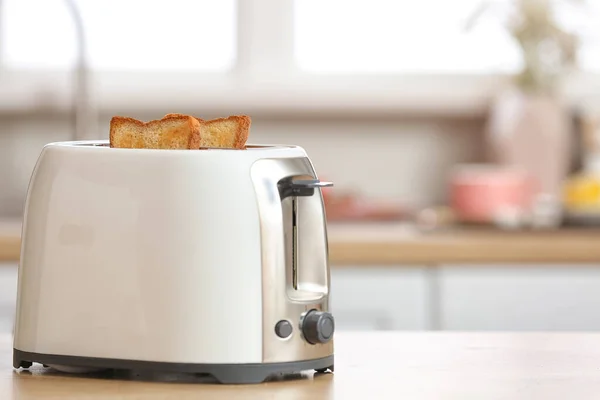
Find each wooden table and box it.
[6,331,600,399]
[2,219,600,265]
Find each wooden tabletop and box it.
[2,219,600,265]
[7,331,600,399]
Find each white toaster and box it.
[12,140,335,384]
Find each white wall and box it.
[0,113,484,217]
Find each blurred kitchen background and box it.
[3,0,600,333]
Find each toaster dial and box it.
[301,310,335,344]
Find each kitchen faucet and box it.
[0,0,94,141]
[63,0,93,141]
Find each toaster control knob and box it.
[275,320,293,339]
[301,310,335,344]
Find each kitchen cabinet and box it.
[330,266,431,331]
[331,264,600,332]
[0,263,17,334]
[438,264,600,331]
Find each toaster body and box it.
[13,141,334,383]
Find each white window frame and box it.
[0,0,597,118]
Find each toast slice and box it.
[163,113,204,123]
[199,116,250,149]
[164,114,250,149]
[109,115,201,149]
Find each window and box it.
[0,0,236,71]
[294,0,600,75]
[1,0,599,114]
[4,0,599,76]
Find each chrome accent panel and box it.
[250,157,333,363]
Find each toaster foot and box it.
[13,350,31,369]
[315,365,334,374]
[15,361,32,369]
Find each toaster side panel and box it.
[14,145,265,364]
[251,157,334,364]
[13,146,54,352]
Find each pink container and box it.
[449,164,536,223]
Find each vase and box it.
[484,87,573,208]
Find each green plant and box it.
[466,0,582,94]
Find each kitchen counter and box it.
[327,223,600,265]
[7,331,600,399]
[2,219,600,265]
[0,220,19,263]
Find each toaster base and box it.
[13,348,334,384]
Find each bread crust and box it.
[110,115,201,149]
[163,113,205,123]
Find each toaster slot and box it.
[279,177,333,302]
[292,196,298,290]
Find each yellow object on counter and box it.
[563,174,600,211]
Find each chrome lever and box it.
[279,179,333,200]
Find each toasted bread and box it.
[110,115,201,149]
[164,114,250,149]
[163,113,204,123]
[199,116,250,149]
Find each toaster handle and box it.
[278,179,333,200]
